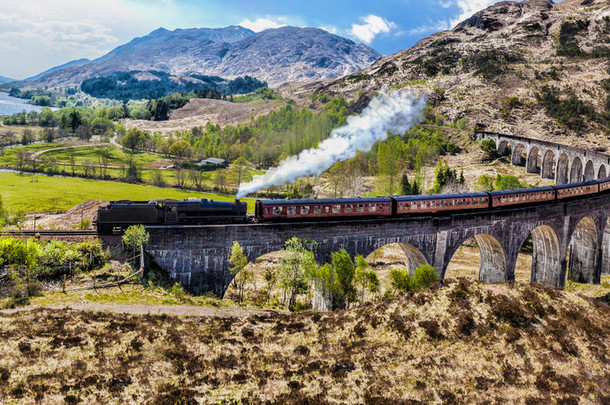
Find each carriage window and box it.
[287,206,297,215]
[440,200,446,208]
[345,205,353,213]
[357,204,364,212]
[421,201,427,209]
[430,201,436,208]
[370,204,377,212]
[264,208,269,214]
[301,206,310,215]
[325,206,330,213]
[273,207,282,215]
[379,204,385,211]
[411,202,417,210]
[314,206,322,214]
[332,205,341,213]
[480,198,486,205]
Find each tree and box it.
[0,195,8,229]
[95,148,112,179]
[495,174,526,190]
[354,255,373,304]
[475,174,495,192]
[400,173,412,195]
[121,128,148,152]
[168,140,193,159]
[377,140,402,195]
[332,249,357,309]
[228,156,252,188]
[68,149,76,175]
[214,170,228,192]
[122,225,149,266]
[229,241,250,303]
[175,169,187,188]
[313,263,337,311]
[481,138,499,160]
[279,237,316,309]
[188,169,206,190]
[412,264,438,290]
[68,109,83,133]
[389,268,413,293]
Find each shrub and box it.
[412,265,439,290]
[390,268,413,292]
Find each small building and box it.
[199,158,228,167]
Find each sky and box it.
[0,0,506,80]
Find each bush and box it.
[390,268,413,292]
[412,265,439,290]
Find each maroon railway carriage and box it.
[255,197,394,222]
[555,181,599,200]
[598,177,610,193]
[489,186,556,208]
[394,192,489,215]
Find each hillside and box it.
[0,75,14,84]
[316,0,610,151]
[0,280,608,403]
[12,26,381,90]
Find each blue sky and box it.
[0,0,501,79]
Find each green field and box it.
[0,172,255,213]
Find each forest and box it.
[79,71,267,101]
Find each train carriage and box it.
[598,177,610,193]
[395,192,489,215]
[255,197,394,222]
[489,186,556,208]
[555,181,599,200]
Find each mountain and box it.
[26,58,91,81]
[16,26,381,90]
[317,0,610,150]
[0,75,14,84]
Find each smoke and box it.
[236,89,428,199]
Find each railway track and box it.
[0,230,99,237]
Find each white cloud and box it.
[408,20,451,35]
[0,0,148,78]
[238,17,287,32]
[444,0,502,28]
[320,25,339,35]
[350,15,397,44]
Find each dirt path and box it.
[31,142,108,158]
[0,302,281,318]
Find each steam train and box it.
[96,177,610,233]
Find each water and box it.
[0,92,48,115]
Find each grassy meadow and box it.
[0,172,255,213]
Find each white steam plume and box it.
[236,90,428,199]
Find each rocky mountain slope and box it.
[316,0,610,150]
[14,26,381,89]
[0,75,13,84]
[25,58,91,82]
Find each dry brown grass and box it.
[0,280,608,403]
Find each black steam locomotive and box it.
[96,198,248,234]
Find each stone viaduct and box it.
[147,193,610,297]
[145,132,610,297]
[475,131,610,184]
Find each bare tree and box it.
[15,149,32,173]
[83,160,96,178]
[188,169,206,190]
[175,169,187,188]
